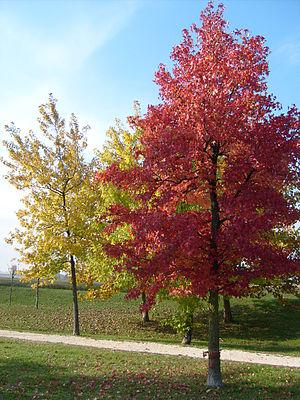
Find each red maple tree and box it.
[98,2,299,387]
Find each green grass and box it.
[0,285,299,355]
[0,338,299,400]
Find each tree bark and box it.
[70,255,80,336]
[207,290,223,387]
[63,190,80,336]
[141,292,150,323]
[206,142,223,387]
[181,313,193,345]
[35,278,40,310]
[223,296,233,323]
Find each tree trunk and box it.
[70,255,80,336]
[223,296,233,323]
[35,278,40,310]
[182,313,193,345]
[141,292,150,323]
[9,273,14,306]
[206,143,223,387]
[207,290,223,387]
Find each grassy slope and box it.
[0,285,299,355]
[0,338,299,400]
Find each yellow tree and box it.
[79,117,157,321]
[2,94,96,335]
[81,121,140,294]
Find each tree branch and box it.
[233,168,256,199]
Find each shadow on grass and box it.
[217,297,300,353]
[150,297,300,354]
[136,319,177,335]
[229,297,299,338]
[0,357,299,400]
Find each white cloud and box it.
[275,39,300,66]
[0,1,139,130]
[0,2,138,74]
[0,1,140,271]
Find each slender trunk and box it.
[206,142,223,387]
[70,255,80,336]
[223,296,233,323]
[62,191,80,336]
[207,290,223,387]
[141,292,150,323]
[35,278,40,310]
[182,313,193,345]
[9,274,14,305]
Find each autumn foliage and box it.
[1,0,299,390]
[98,2,299,386]
[99,2,299,304]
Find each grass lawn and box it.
[0,284,299,355]
[0,338,299,400]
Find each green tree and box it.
[250,226,300,301]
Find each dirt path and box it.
[0,329,299,368]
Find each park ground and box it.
[0,284,299,399]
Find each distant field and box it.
[0,338,299,400]
[0,277,78,290]
[0,284,299,355]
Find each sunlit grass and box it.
[0,284,299,355]
[0,338,299,400]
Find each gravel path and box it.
[0,329,299,368]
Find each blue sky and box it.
[0,0,299,272]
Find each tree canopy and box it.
[98,2,300,387]
[2,95,96,335]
